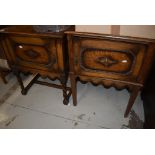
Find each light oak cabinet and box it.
[66,32,155,117]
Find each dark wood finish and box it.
[66,31,155,117]
[0,68,8,84]
[141,59,155,128]
[0,26,74,104]
[124,86,141,117]
[70,72,77,106]
[0,28,10,84]
[14,70,40,95]
[0,41,5,59]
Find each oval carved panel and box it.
[81,48,135,75]
[15,44,51,65]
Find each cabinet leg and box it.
[14,70,27,95]
[14,70,39,95]
[124,87,140,118]
[0,70,7,84]
[60,75,70,105]
[70,73,77,106]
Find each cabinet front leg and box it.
[70,73,77,106]
[124,87,141,118]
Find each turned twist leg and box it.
[60,75,71,105]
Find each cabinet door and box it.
[72,37,147,82]
[0,42,6,59]
[4,36,58,72]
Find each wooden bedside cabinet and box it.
[0,42,8,84]
[0,26,74,105]
[0,25,10,84]
[66,32,155,117]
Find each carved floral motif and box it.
[96,56,118,67]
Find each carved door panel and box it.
[4,36,58,72]
[72,37,147,82]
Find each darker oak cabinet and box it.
[1,26,155,118]
[0,25,10,84]
[0,26,73,105]
[66,32,155,117]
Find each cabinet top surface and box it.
[66,31,155,44]
[0,25,74,38]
